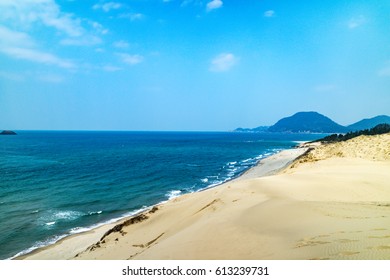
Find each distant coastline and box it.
[235,112,390,134]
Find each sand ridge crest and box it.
[291,133,390,168]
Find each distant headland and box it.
[0,130,17,135]
[235,112,390,133]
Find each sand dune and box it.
[19,134,390,260]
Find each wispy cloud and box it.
[0,0,84,37]
[0,0,106,45]
[1,46,75,68]
[89,21,109,35]
[117,53,144,65]
[0,25,75,68]
[119,13,144,21]
[206,0,223,12]
[264,10,275,17]
[0,25,35,48]
[61,35,102,46]
[0,1,108,69]
[93,2,123,12]
[348,15,366,29]
[210,53,237,72]
[113,40,129,48]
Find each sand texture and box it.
[18,134,390,260]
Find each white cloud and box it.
[117,53,143,65]
[0,1,109,70]
[0,47,75,68]
[113,40,129,48]
[119,13,144,21]
[348,16,366,29]
[93,2,122,12]
[0,0,106,48]
[0,25,75,68]
[210,53,237,72]
[0,25,35,48]
[90,21,109,34]
[0,0,84,37]
[264,10,275,17]
[206,0,223,12]
[60,35,102,46]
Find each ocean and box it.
[0,131,323,259]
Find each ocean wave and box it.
[37,210,84,227]
[165,190,182,200]
[198,149,281,192]
[200,178,208,183]
[9,234,68,260]
[69,208,147,235]
[88,210,103,215]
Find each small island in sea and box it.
[0,130,17,135]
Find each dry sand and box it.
[18,134,390,260]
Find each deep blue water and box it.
[0,131,324,259]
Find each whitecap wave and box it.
[88,210,102,215]
[165,190,182,200]
[37,210,84,227]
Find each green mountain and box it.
[347,115,390,131]
[268,112,348,133]
[234,112,390,133]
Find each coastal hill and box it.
[268,112,348,133]
[235,112,390,133]
[347,115,390,131]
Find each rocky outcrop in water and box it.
[0,130,17,135]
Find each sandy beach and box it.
[18,133,390,260]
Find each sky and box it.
[0,0,390,131]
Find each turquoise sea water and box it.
[0,131,323,259]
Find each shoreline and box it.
[16,147,308,260]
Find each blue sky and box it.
[1,0,389,131]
